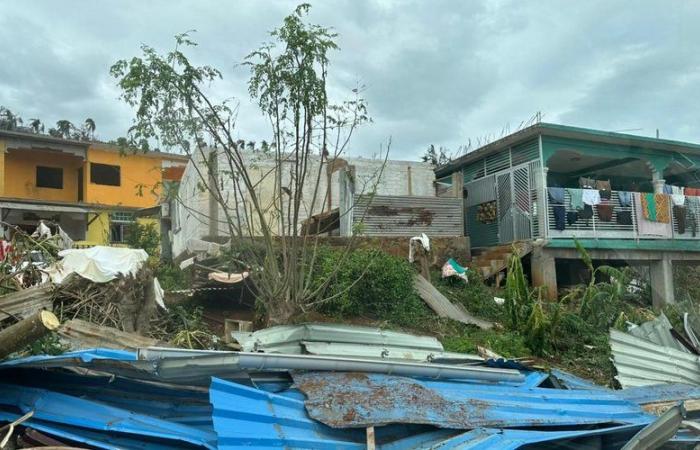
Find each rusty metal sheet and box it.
[293,372,653,429]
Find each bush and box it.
[311,247,431,326]
[126,221,160,258]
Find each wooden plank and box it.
[366,426,376,450]
[0,285,53,321]
[413,274,493,330]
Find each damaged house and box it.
[171,148,465,259]
[0,129,187,246]
[436,122,700,307]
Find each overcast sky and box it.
[1,1,699,161]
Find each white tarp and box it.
[48,246,149,284]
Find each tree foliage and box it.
[110,4,375,324]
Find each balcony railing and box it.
[546,189,700,240]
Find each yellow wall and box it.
[3,148,84,202]
[84,147,163,208]
[0,140,5,197]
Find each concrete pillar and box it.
[651,171,665,194]
[531,246,558,300]
[451,171,464,198]
[650,256,675,309]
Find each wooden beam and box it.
[366,426,376,450]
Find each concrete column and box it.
[530,246,558,300]
[650,256,675,309]
[652,179,666,194]
[452,171,464,198]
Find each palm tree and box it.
[84,118,96,139]
[0,107,20,131]
[55,120,74,139]
[29,119,44,134]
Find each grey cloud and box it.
[1,0,699,159]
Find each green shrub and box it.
[155,263,189,291]
[126,221,160,259]
[311,247,430,326]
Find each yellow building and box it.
[0,129,188,246]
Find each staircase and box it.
[472,241,533,281]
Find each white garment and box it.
[582,189,601,206]
[671,186,686,206]
[408,233,430,262]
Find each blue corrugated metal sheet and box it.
[0,348,136,366]
[0,383,217,449]
[616,383,700,406]
[293,372,653,429]
[0,412,196,450]
[210,377,365,449]
[382,425,645,450]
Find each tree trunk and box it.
[0,310,59,359]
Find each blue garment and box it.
[618,191,632,207]
[663,184,673,194]
[548,187,565,205]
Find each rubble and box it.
[0,342,699,449]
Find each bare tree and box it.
[111,4,380,324]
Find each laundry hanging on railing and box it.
[582,189,601,206]
[548,188,566,231]
[635,193,672,237]
[640,193,671,223]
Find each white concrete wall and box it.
[171,148,436,258]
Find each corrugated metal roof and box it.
[232,323,447,354]
[621,404,684,450]
[609,329,700,388]
[616,383,700,406]
[0,383,217,449]
[381,425,646,450]
[210,377,365,449]
[292,372,652,429]
[626,313,690,353]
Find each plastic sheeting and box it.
[47,246,148,284]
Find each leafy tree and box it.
[0,107,21,131]
[29,118,44,134]
[55,120,74,139]
[421,144,450,166]
[110,4,376,324]
[84,118,96,139]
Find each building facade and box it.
[435,123,700,308]
[0,130,188,246]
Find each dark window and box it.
[36,166,63,189]
[90,163,120,186]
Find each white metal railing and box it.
[545,189,700,240]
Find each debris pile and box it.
[610,313,700,388]
[0,324,699,449]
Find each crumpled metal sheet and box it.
[293,372,653,429]
[0,383,217,449]
[381,425,646,450]
[209,377,365,449]
[616,383,700,406]
[609,328,700,388]
[627,313,689,353]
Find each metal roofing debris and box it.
[210,377,365,449]
[685,312,700,352]
[139,349,524,383]
[388,425,646,450]
[616,383,700,407]
[292,372,652,429]
[627,313,690,353]
[300,342,483,363]
[233,322,444,352]
[621,404,685,450]
[0,383,217,449]
[413,274,493,329]
[609,328,700,388]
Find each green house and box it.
[435,122,700,307]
